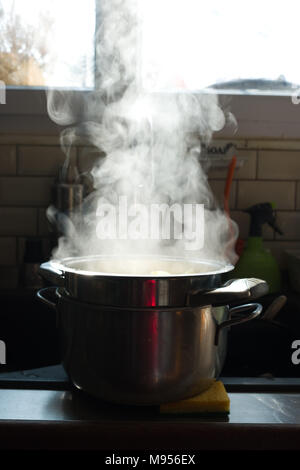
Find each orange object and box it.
[224,155,237,217]
[223,156,241,262]
[235,237,245,257]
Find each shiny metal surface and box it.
[0,389,300,424]
[39,255,228,307]
[58,294,217,404]
[39,255,268,307]
[1,388,300,451]
[39,289,261,405]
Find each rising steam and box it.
[46,0,238,267]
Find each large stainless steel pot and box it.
[39,254,268,307]
[38,254,268,404]
[37,286,264,405]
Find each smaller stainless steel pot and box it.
[39,255,268,307]
[37,287,262,405]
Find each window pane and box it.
[141,0,300,95]
[0,0,95,88]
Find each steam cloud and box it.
[46,0,238,267]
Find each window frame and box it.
[1,88,300,140]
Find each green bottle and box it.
[233,203,282,294]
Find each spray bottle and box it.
[233,203,282,294]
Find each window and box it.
[1,0,299,94]
[141,0,300,96]
[0,0,95,88]
[0,0,299,139]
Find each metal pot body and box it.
[61,271,222,307]
[38,288,261,405]
[58,295,224,405]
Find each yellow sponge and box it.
[160,381,230,414]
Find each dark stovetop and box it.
[1,365,300,451]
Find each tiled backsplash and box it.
[1,136,300,288]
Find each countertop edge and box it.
[0,419,300,450]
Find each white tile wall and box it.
[0,135,300,288]
[0,237,16,265]
[0,146,16,175]
[208,180,237,209]
[237,181,296,210]
[18,146,67,176]
[296,182,300,210]
[230,211,275,241]
[0,177,54,206]
[0,207,37,236]
[208,149,257,180]
[275,212,300,240]
[258,151,300,180]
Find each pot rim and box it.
[49,254,234,279]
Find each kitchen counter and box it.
[0,366,300,451]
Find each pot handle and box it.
[188,278,268,307]
[36,287,58,310]
[215,302,262,345]
[39,261,65,286]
